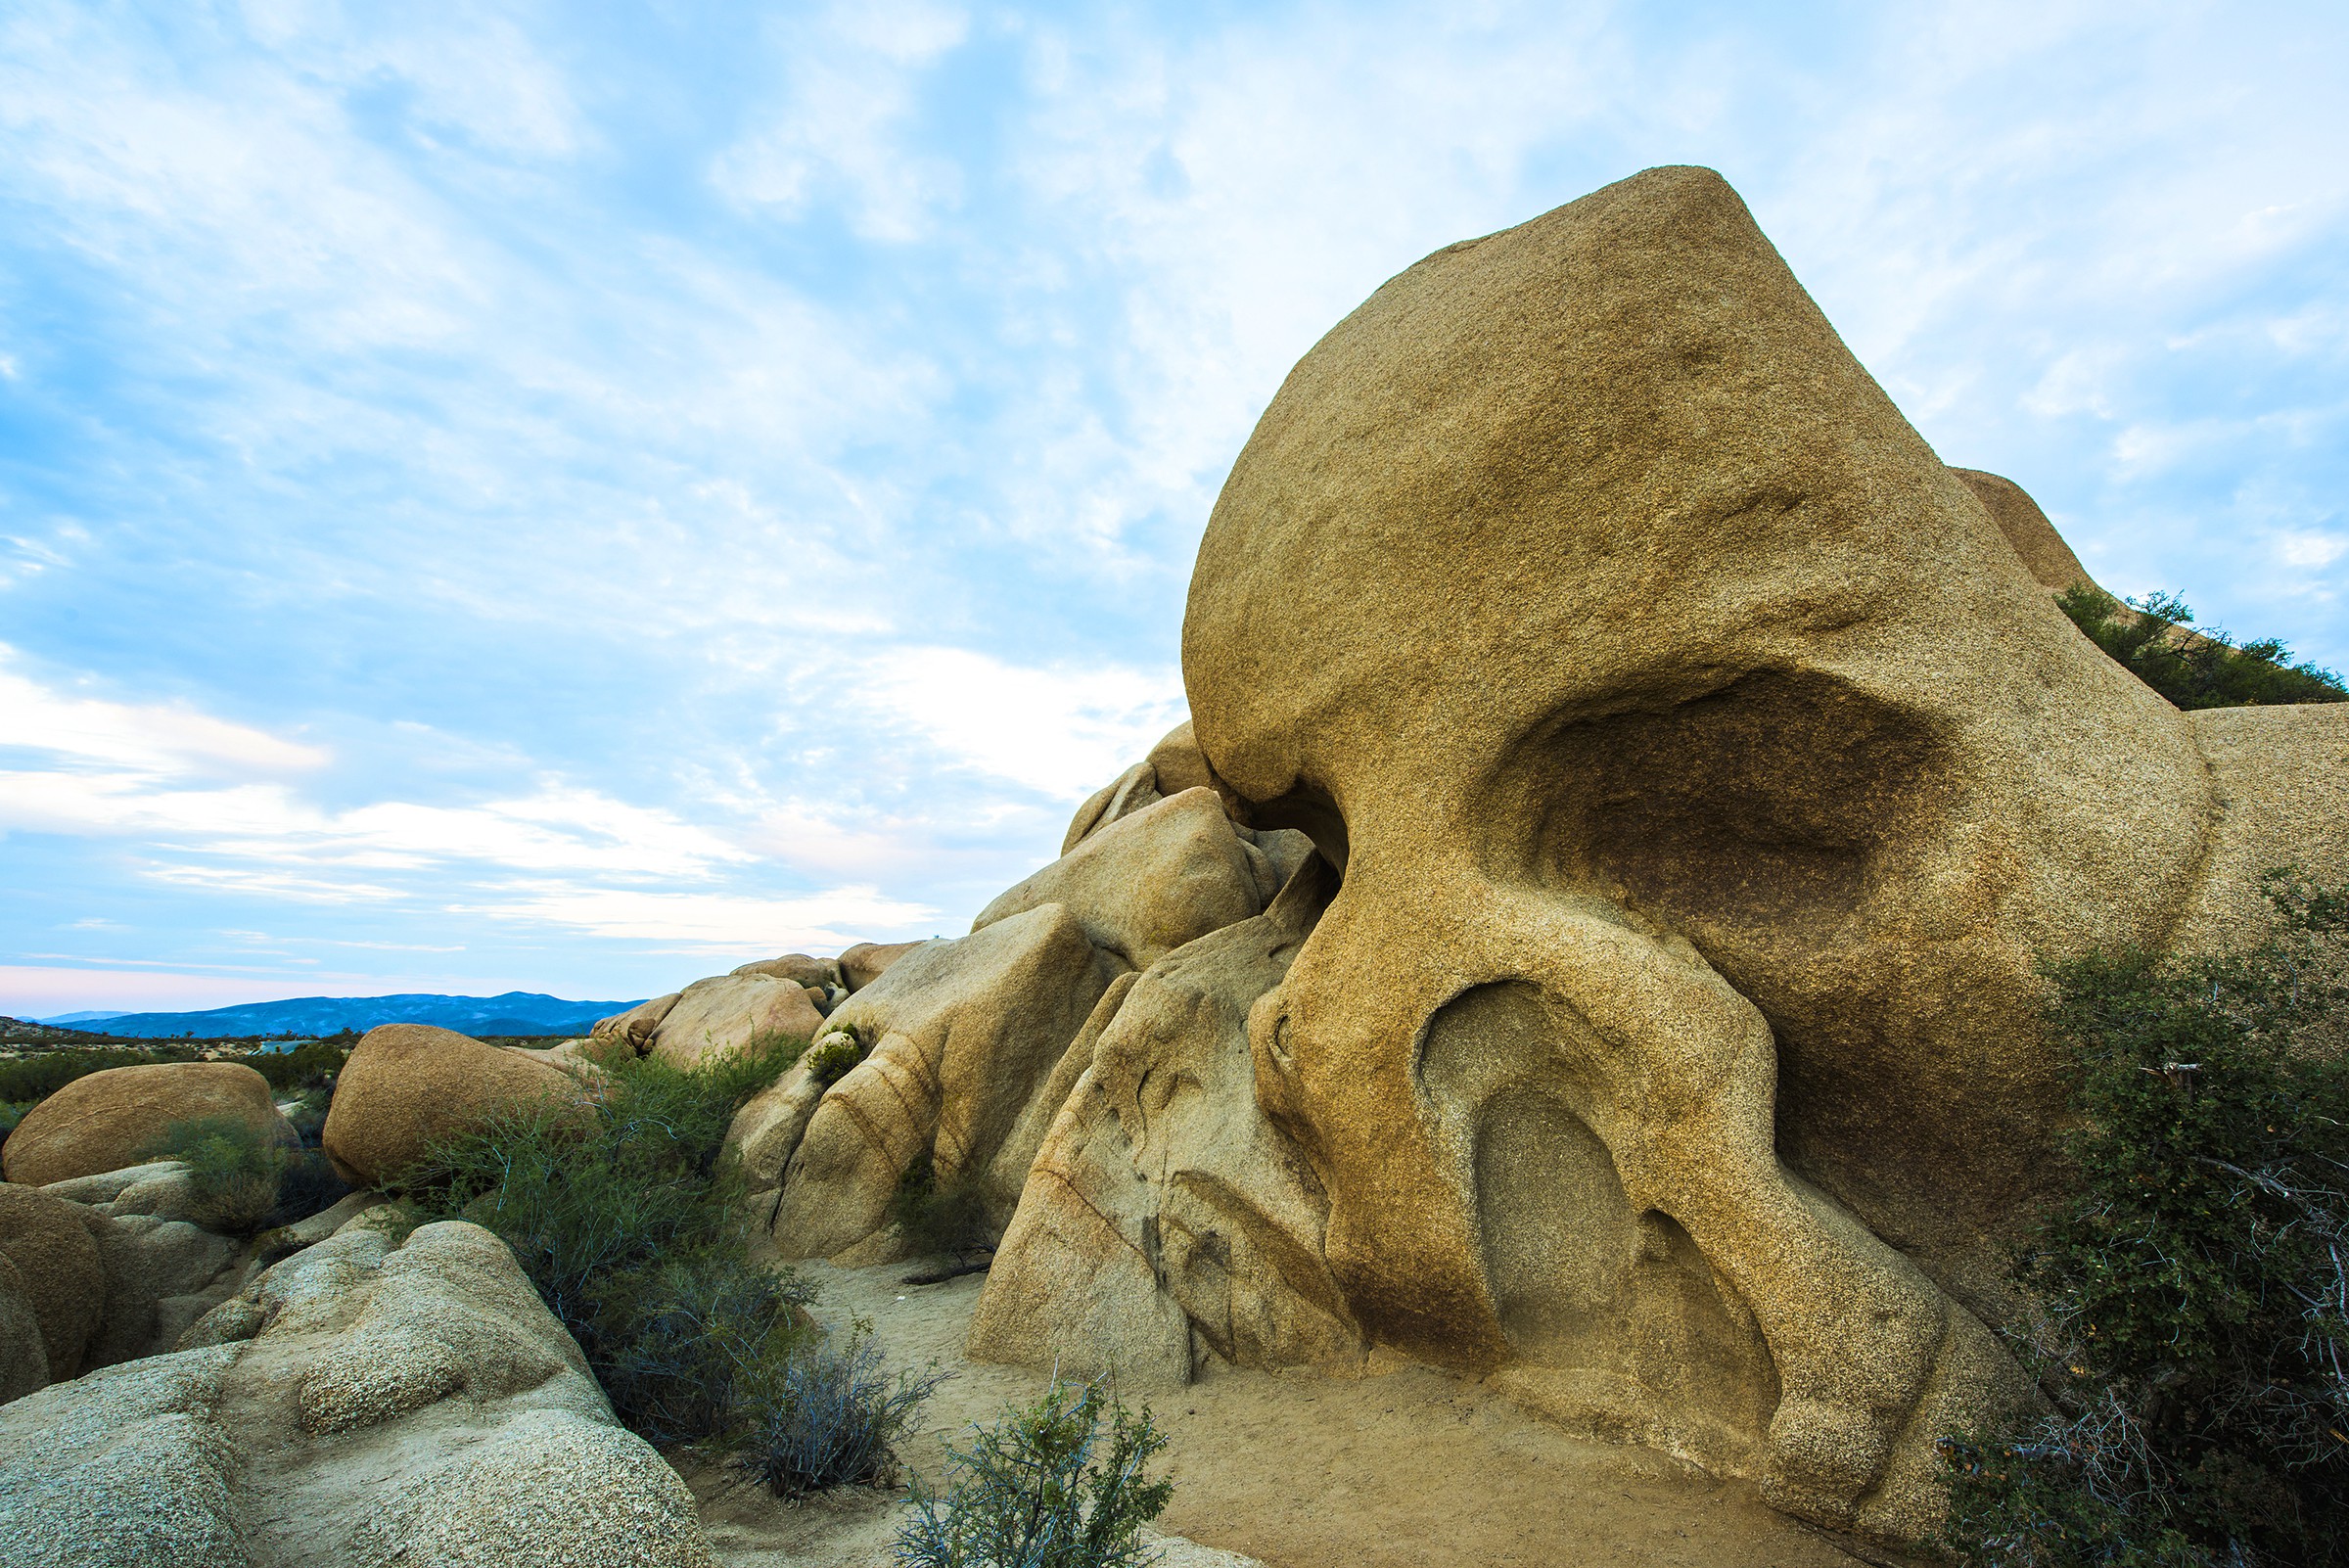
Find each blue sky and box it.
[3,1,2345,1016]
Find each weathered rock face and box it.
[0,1184,105,1387]
[1153,162,2349,1535]
[591,991,679,1052]
[2,1063,296,1187]
[971,859,1367,1391]
[642,972,825,1068]
[768,905,1125,1261]
[0,1219,714,1567]
[321,1025,590,1188]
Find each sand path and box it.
[692,1258,1888,1568]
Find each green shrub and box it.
[806,1030,868,1085]
[398,1036,838,1449]
[144,1116,292,1233]
[248,1038,349,1092]
[2059,585,2347,710]
[735,1326,947,1496]
[896,1378,1174,1568]
[1942,871,2349,1568]
[0,1043,201,1105]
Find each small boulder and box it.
[1,1063,295,1187]
[0,1183,108,1383]
[321,1025,590,1188]
[837,939,929,992]
[589,992,679,1053]
[730,952,842,990]
[645,973,824,1069]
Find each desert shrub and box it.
[145,1116,293,1233]
[282,1084,332,1146]
[0,1043,201,1104]
[1942,871,2349,1568]
[398,1036,830,1445]
[247,1037,350,1093]
[806,1029,868,1085]
[2059,585,2347,710]
[896,1378,1174,1568]
[268,1147,353,1226]
[735,1326,947,1496]
[892,1149,992,1266]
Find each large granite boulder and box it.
[321,1025,591,1188]
[2,1063,296,1187]
[837,940,927,992]
[1162,162,2349,1536]
[0,1220,714,1567]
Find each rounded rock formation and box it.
[321,1025,591,1187]
[2,1063,296,1187]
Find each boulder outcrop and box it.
[838,939,926,992]
[321,1024,591,1187]
[0,1219,714,1567]
[768,904,1124,1261]
[2,1063,296,1187]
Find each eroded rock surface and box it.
[0,1219,714,1568]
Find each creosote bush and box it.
[896,1378,1174,1568]
[398,1031,940,1490]
[1942,871,2349,1568]
[2058,585,2347,710]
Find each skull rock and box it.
[1178,165,2229,1532]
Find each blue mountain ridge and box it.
[55,992,645,1039]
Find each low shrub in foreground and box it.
[397,1032,940,1489]
[895,1378,1173,1568]
[736,1327,946,1496]
[1942,872,2349,1568]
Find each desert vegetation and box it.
[895,1378,1174,1568]
[393,1032,947,1492]
[1944,872,2349,1567]
[2058,585,2348,709]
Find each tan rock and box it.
[730,952,842,990]
[1,1063,296,1187]
[769,904,1123,1261]
[1058,718,1227,855]
[975,787,1270,969]
[646,973,824,1069]
[838,940,927,992]
[321,1024,590,1188]
[973,861,1367,1391]
[0,1221,714,1566]
[724,1058,828,1209]
[0,1184,103,1383]
[1178,164,2241,1533]
[78,1210,241,1368]
[0,1253,48,1403]
[1952,467,2098,595]
[589,992,679,1053]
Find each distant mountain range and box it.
[36,992,644,1040]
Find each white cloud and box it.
[0,647,328,775]
[857,646,1185,798]
[454,883,940,950]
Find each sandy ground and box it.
[687,1258,1894,1568]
